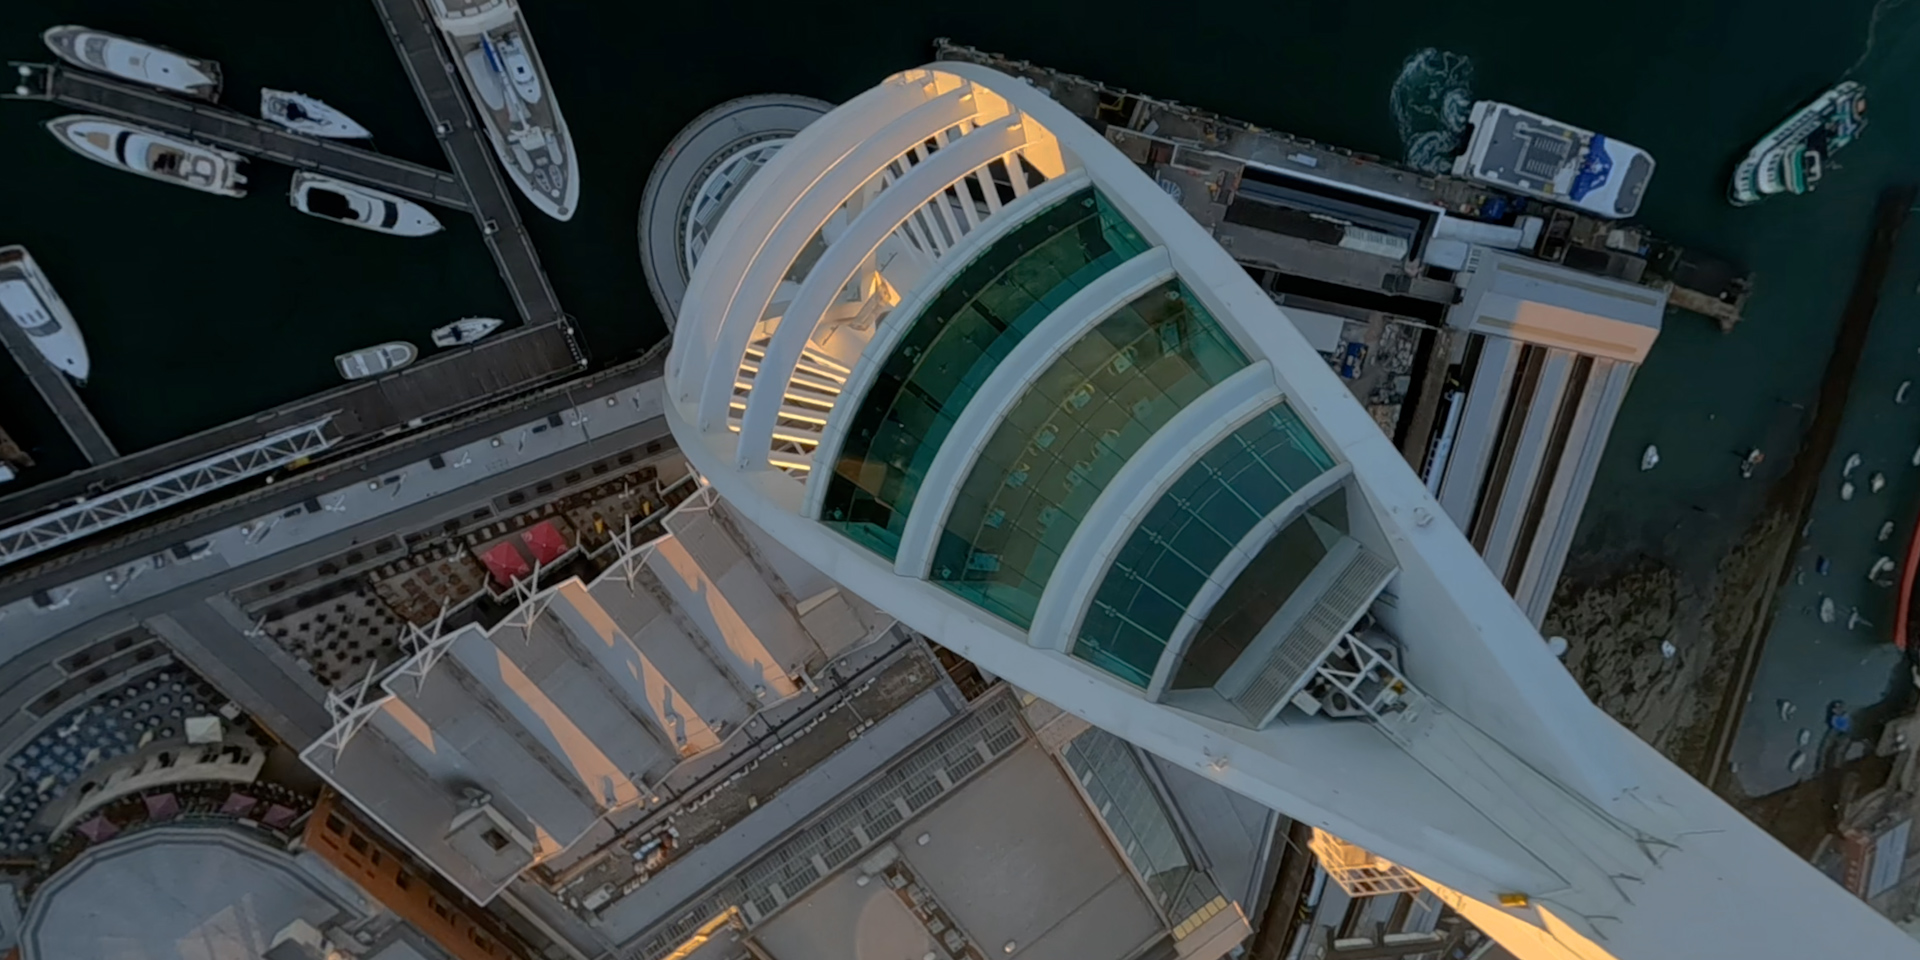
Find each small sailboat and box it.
[1819,596,1836,623]
[431,317,504,347]
[1640,445,1660,470]
[1882,520,1897,542]
[1872,472,1887,493]
[1842,481,1856,501]
[43,25,221,99]
[1899,380,1912,404]
[260,89,371,139]
[290,173,442,237]
[336,341,417,380]
[1843,453,1861,478]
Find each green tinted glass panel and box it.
[821,187,1150,559]
[1071,403,1334,687]
[930,279,1248,628]
[1172,486,1351,691]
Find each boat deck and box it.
[6,62,469,212]
[368,0,564,325]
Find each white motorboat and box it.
[261,89,372,139]
[432,0,578,220]
[336,341,418,381]
[1454,101,1655,219]
[431,317,504,347]
[0,246,90,382]
[42,25,221,99]
[290,173,443,237]
[48,115,246,198]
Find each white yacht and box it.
[431,317,504,347]
[431,0,578,220]
[336,341,417,380]
[290,173,443,237]
[261,89,372,139]
[0,246,89,382]
[42,25,221,99]
[48,115,246,197]
[1453,101,1655,219]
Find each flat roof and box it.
[754,743,1163,960]
[23,826,347,960]
[1454,248,1665,363]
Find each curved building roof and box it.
[664,65,1917,960]
[23,826,348,960]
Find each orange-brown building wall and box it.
[303,791,528,960]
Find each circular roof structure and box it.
[638,95,831,328]
[23,826,346,960]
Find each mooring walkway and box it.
[8,63,469,211]
[0,321,585,531]
[367,0,564,327]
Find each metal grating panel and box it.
[629,692,1025,960]
[1308,828,1423,898]
[1231,546,1395,725]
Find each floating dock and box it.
[0,321,584,533]
[367,0,564,327]
[7,62,469,212]
[0,304,116,466]
[0,4,586,562]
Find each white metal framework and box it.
[665,65,1918,960]
[0,417,337,566]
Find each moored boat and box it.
[431,317,504,347]
[42,25,221,99]
[1729,82,1867,206]
[0,246,90,382]
[290,173,443,237]
[336,342,418,381]
[261,89,372,139]
[1453,100,1655,219]
[431,0,578,220]
[48,114,246,197]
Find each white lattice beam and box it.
[0,417,338,566]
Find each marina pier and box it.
[0,3,583,567]
[6,63,470,212]
[368,0,563,327]
[0,310,116,466]
[0,321,584,573]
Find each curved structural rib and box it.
[665,64,1920,960]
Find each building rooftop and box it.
[754,743,1162,960]
[21,826,352,960]
[301,484,901,907]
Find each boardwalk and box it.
[367,0,564,327]
[0,308,116,466]
[0,322,584,529]
[8,63,469,211]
